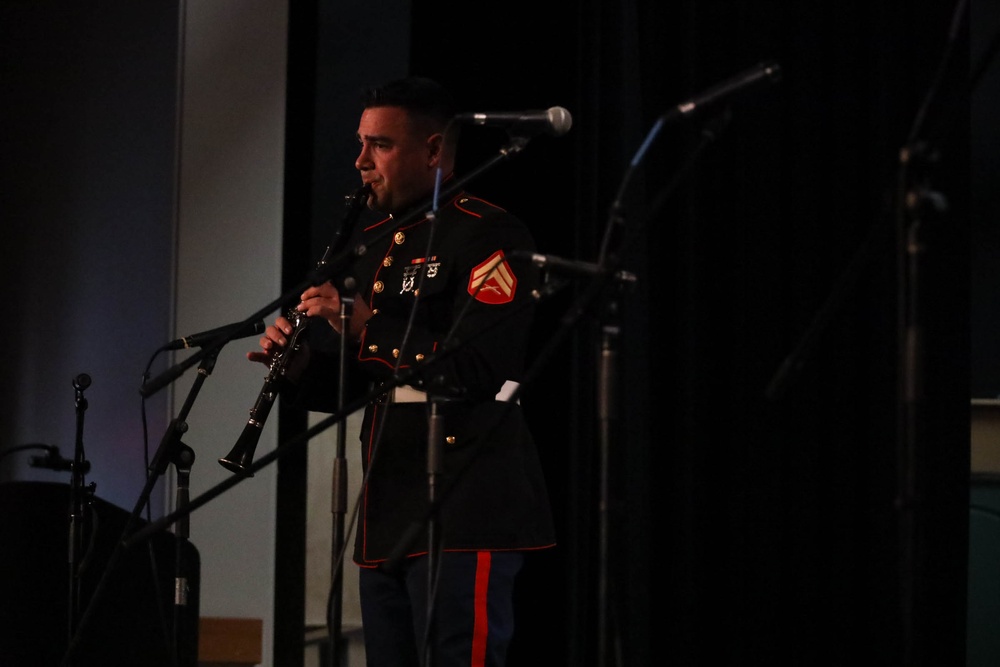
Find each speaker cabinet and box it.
[0,481,200,667]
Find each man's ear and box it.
[427,132,444,167]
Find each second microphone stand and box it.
[325,297,353,667]
[60,349,219,667]
[67,373,94,661]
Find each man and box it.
[249,76,556,666]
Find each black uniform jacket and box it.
[289,190,557,566]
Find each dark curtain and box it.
[411,1,971,665]
[282,1,972,665]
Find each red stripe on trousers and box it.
[471,551,492,666]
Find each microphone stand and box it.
[423,394,447,667]
[311,185,371,667]
[325,297,352,667]
[894,7,970,664]
[596,276,622,667]
[171,442,197,667]
[565,77,754,662]
[519,250,636,667]
[61,347,222,667]
[67,373,93,660]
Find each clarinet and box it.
[219,184,371,477]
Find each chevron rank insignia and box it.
[468,250,517,304]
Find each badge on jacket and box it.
[469,250,516,304]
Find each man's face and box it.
[355,105,443,214]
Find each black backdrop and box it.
[276,1,979,666]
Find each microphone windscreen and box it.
[547,107,573,136]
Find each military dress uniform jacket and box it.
[290,190,557,567]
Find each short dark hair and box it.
[363,76,457,129]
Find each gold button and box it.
[392,348,400,358]
[372,308,380,315]
[394,231,405,245]
[383,256,393,267]
[415,354,424,362]
[367,344,378,353]
[413,288,420,296]
[446,436,456,445]
[373,281,384,293]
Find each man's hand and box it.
[247,315,295,366]
[297,282,373,341]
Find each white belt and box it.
[386,380,520,404]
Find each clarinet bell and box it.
[222,373,279,477]
[219,420,263,477]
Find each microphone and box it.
[455,106,573,137]
[164,319,266,351]
[29,446,82,472]
[662,61,782,124]
[513,251,638,283]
